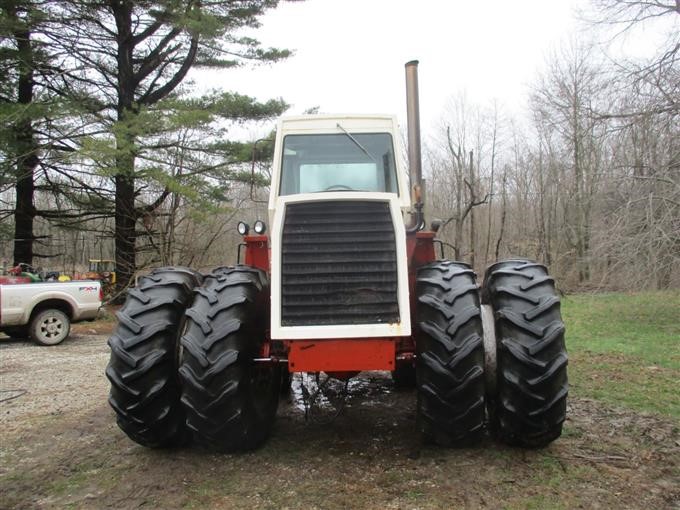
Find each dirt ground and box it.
[1,331,679,510]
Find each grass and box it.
[561,290,680,419]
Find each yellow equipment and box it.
[86,259,116,285]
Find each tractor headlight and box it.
[237,221,249,236]
[254,220,267,235]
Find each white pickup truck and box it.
[0,281,102,345]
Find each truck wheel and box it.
[416,261,485,446]
[483,259,568,447]
[30,309,71,346]
[179,266,280,452]
[106,267,201,448]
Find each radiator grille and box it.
[281,201,400,326]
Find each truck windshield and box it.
[279,133,399,195]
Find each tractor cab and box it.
[270,115,411,208]
[277,129,401,196]
[266,115,414,344]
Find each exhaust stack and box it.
[405,61,424,230]
[405,60,422,204]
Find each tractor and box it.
[84,259,116,295]
[106,61,567,451]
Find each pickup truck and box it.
[0,281,102,345]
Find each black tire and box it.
[179,266,280,452]
[106,267,201,448]
[391,363,416,389]
[416,260,485,446]
[483,259,568,448]
[30,309,70,346]
[2,326,30,339]
[280,370,293,396]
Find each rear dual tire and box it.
[483,259,568,447]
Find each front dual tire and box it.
[106,267,201,448]
[179,266,281,452]
[107,266,280,452]
[415,261,486,446]
[416,259,568,448]
[483,260,568,447]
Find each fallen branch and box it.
[569,453,629,463]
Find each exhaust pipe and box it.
[405,60,424,230]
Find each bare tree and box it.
[425,95,490,265]
[483,101,501,267]
[531,40,610,282]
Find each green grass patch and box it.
[562,291,680,418]
[505,495,568,510]
[47,457,124,497]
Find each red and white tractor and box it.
[107,61,567,451]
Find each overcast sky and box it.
[192,0,666,140]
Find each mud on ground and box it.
[1,333,678,509]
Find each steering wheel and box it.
[324,184,354,191]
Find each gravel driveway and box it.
[1,334,110,434]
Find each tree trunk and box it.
[536,147,547,263]
[13,156,36,265]
[112,1,138,297]
[468,150,476,269]
[572,91,590,283]
[484,109,498,266]
[11,11,38,266]
[495,164,508,260]
[114,172,136,291]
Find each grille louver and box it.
[281,201,400,326]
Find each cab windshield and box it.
[279,133,399,195]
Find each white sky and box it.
[192,0,669,141]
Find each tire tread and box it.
[416,260,486,447]
[106,267,201,448]
[484,259,568,448]
[179,265,279,452]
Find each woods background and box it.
[1,0,678,294]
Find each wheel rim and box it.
[37,315,66,344]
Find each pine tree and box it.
[42,1,290,292]
[0,1,44,265]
